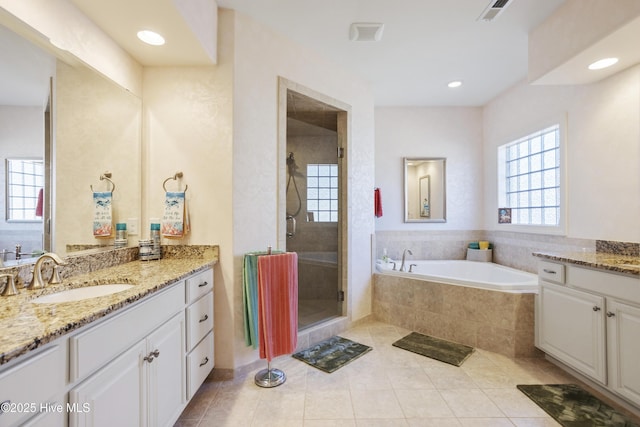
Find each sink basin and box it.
[32,284,134,304]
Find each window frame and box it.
[496,118,566,235]
[5,157,44,223]
[306,163,339,223]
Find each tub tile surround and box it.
[376,230,639,274]
[373,274,538,358]
[373,231,638,358]
[0,245,219,365]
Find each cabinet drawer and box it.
[0,345,65,427]
[186,268,213,304]
[187,331,214,400]
[538,261,565,284]
[70,282,185,382]
[186,292,214,350]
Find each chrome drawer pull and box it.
[144,349,160,363]
[199,357,209,367]
[543,269,557,274]
[199,314,209,323]
[198,281,209,288]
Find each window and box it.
[498,125,560,226]
[6,158,44,222]
[306,163,338,222]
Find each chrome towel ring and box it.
[90,172,116,193]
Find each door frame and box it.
[277,77,350,319]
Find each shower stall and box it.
[285,89,343,330]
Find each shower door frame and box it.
[276,77,350,325]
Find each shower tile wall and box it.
[286,133,338,253]
[287,129,340,326]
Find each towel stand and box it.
[254,245,287,388]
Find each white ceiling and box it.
[214,0,567,106]
[2,0,569,107]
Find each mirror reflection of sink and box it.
[32,284,134,304]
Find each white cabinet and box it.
[536,260,640,408]
[607,299,640,405]
[538,282,606,383]
[69,313,185,427]
[69,340,146,427]
[185,268,214,400]
[0,265,215,427]
[0,345,65,427]
[148,313,185,427]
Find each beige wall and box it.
[374,107,484,230]
[0,106,44,250]
[55,61,142,253]
[483,65,640,242]
[232,10,376,367]
[141,9,377,370]
[142,10,234,368]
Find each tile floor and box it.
[175,320,638,426]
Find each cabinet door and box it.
[607,299,640,406]
[538,282,606,383]
[69,341,147,427]
[147,313,186,427]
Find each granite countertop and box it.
[533,251,640,276]
[0,255,217,366]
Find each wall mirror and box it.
[404,157,446,223]
[0,19,142,267]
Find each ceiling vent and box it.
[349,23,385,41]
[477,0,513,22]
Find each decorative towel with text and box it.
[161,191,190,238]
[93,191,113,237]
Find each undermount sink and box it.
[32,284,135,304]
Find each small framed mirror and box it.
[404,157,446,222]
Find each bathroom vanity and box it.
[534,252,640,409]
[0,254,215,427]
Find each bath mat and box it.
[392,332,474,367]
[517,384,640,427]
[292,336,372,373]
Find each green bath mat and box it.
[518,384,640,427]
[292,336,372,373]
[392,332,475,367]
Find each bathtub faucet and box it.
[400,249,413,272]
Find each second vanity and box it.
[0,248,217,427]
[534,251,640,411]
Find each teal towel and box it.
[242,250,283,349]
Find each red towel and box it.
[35,188,44,217]
[374,188,383,217]
[257,252,298,361]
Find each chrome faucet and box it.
[28,253,68,290]
[399,249,413,272]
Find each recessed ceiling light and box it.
[447,81,463,88]
[137,30,165,46]
[588,57,618,70]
